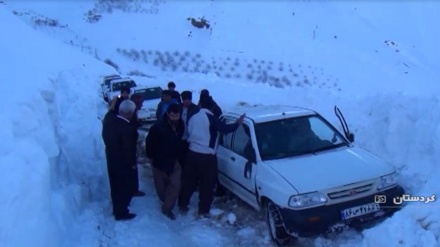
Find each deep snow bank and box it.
[0,7,114,247]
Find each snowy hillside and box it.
[1,0,440,247]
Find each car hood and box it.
[141,99,161,110]
[264,146,394,193]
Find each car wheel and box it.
[265,201,293,246]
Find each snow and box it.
[1,0,440,247]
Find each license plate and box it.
[341,203,381,220]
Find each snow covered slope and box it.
[1,0,440,246]
[0,6,115,247]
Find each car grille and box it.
[327,183,374,199]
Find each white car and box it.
[101,74,121,102]
[105,77,137,102]
[217,105,405,246]
[133,86,163,123]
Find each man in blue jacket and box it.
[178,96,245,218]
[156,90,178,120]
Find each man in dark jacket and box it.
[109,86,131,113]
[197,89,223,119]
[178,96,245,218]
[102,100,138,221]
[145,103,185,220]
[168,81,181,104]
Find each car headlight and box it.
[288,191,327,209]
[377,173,397,190]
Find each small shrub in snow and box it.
[32,16,66,28]
[225,73,231,78]
[127,70,154,78]
[131,49,140,61]
[84,10,102,23]
[171,64,179,72]
[246,74,253,80]
[103,58,119,71]
[218,66,223,71]
[187,17,211,29]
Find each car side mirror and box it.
[347,133,355,142]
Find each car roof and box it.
[104,74,121,79]
[134,85,162,90]
[223,104,317,123]
[110,77,135,83]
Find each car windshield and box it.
[112,80,136,91]
[134,87,162,101]
[254,114,349,160]
[104,76,120,86]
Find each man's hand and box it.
[236,114,246,124]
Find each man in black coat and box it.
[145,103,185,220]
[109,86,131,113]
[197,89,223,119]
[102,100,138,221]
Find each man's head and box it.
[120,87,131,99]
[181,91,192,107]
[130,93,144,110]
[167,81,176,91]
[166,103,181,125]
[118,100,137,120]
[200,89,209,98]
[199,95,215,111]
[162,90,172,102]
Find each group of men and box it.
[102,81,245,221]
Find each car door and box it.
[217,116,236,191]
[228,120,259,208]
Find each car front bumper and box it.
[279,185,405,237]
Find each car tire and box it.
[265,201,293,246]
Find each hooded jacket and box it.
[187,108,239,154]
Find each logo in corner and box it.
[374,195,387,204]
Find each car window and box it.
[255,115,348,160]
[309,117,344,143]
[219,117,234,149]
[135,87,162,101]
[232,124,251,157]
